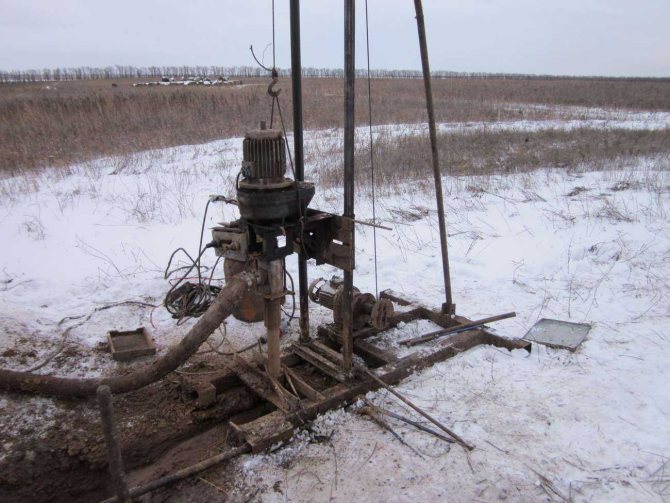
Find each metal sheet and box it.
[523,318,591,351]
[107,327,156,361]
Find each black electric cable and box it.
[195,198,213,283]
[163,200,221,322]
[282,266,296,324]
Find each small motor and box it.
[309,276,394,330]
[239,125,292,190]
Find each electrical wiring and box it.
[163,201,221,323]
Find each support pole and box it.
[342,0,356,373]
[265,259,283,379]
[413,0,454,314]
[290,0,310,343]
[97,385,131,503]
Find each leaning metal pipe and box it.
[0,272,256,398]
[413,0,454,314]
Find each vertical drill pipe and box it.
[342,0,356,372]
[290,0,311,343]
[97,385,131,503]
[413,0,454,314]
[266,259,284,379]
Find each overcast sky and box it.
[1,0,668,77]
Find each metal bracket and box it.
[297,209,354,272]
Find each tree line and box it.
[1,65,667,83]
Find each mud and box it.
[0,361,259,503]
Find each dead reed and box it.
[316,128,670,190]
[1,76,669,173]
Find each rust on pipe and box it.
[265,259,283,379]
[399,312,517,347]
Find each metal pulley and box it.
[308,276,393,330]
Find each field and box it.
[0,76,669,502]
[2,76,670,172]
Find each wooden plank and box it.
[229,410,295,453]
[226,359,290,412]
[282,365,325,401]
[291,344,346,382]
[352,339,398,365]
[320,325,398,366]
[310,341,344,364]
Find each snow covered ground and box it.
[1,109,669,501]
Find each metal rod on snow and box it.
[413,0,454,315]
[399,312,517,347]
[357,366,475,451]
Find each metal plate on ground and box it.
[108,327,156,361]
[523,318,591,351]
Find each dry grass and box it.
[2,76,670,173]
[316,128,670,190]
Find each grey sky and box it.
[0,0,668,77]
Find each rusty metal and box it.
[225,291,529,454]
[223,258,264,323]
[92,290,527,502]
[265,258,284,379]
[97,385,131,503]
[413,0,454,315]
[399,311,517,347]
[370,298,393,330]
[342,0,356,374]
[107,328,156,362]
[309,276,394,330]
[299,211,354,272]
[267,68,280,98]
[289,0,310,344]
[212,223,248,262]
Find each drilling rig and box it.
[0,2,528,501]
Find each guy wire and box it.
[365,0,379,298]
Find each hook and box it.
[268,68,280,98]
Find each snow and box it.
[1,106,669,501]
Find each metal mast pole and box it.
[290,0,310,342]
[342,0,356,372]
[413,0,454,314]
